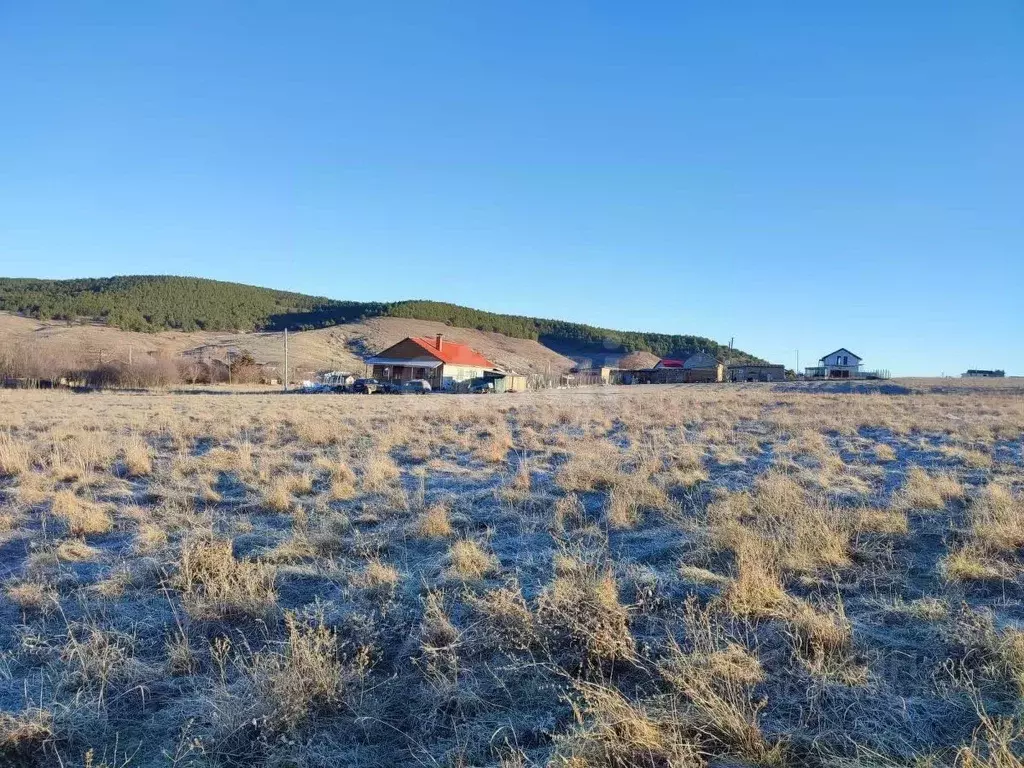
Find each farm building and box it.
[629,353,725,384]
[483,371,528,393]
[728,363,787,382]
[962,369,1005,378]
[365,335,497,391]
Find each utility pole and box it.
[283,328,289,392]
[796,350,799,375]
[128,346,132,366]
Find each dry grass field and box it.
[0,381,1022,767]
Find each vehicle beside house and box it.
[365,334,497,392]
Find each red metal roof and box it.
[410,337,495,368]
[657,359,685,368]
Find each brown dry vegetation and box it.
[0,380,1022,766]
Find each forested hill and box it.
[0,276,763,363]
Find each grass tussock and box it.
[538,554,634,664]
[447,539,498,580]
[943,484,1024,582]
[176,537,277,620]
[51,490,114,536]
[898,466,966,510]
[121,434,153,476]
[416,501,454,538]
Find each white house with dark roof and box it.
[805,348,863,379]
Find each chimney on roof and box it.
[435,333,444,351]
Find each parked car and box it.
[468,379,494,394]
[402,379,432,394]
[352,378,380,394]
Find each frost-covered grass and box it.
[0,382,1022,766]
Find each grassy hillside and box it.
[0,275,763,363]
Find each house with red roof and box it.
[365,334,498,391]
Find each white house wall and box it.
[441,365,487,388]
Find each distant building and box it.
[805,348,863,379]
[962,369,1005,378]
[365,334,496,391]
[643,353,724,383]
[728,364,787,382]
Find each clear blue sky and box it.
[1,2,1021,376]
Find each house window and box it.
[838,355,847,366]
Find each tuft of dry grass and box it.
[416,501,454,538]
[657,598,781,763]
[788,598,864,684]
[51,490,114,536]
[5,582,53,613]
[121,434,153,476]
[538,554,634,663]
[721,539,791,619]
[55,539,102,562]
[355,558,402,598]
[553,681,702,767]
[873,443,897,462]
[855,507,909,535]
[943,484,1024,582]
[447,539,498,580]
[969,484,1024,553]
[362,453,400,492]
[898,466,966,510]
[176,537,277,620]
[0,708,53,758]
[0,432,30,476]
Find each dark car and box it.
[402,379,432,394]
[352,378,380,394]
[468,379,494,394]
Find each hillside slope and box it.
[0,313,575,377]
[0,276,763,364]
